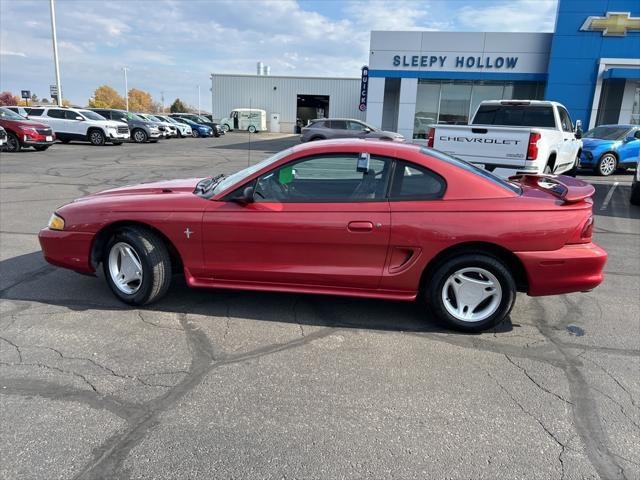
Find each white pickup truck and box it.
[426,100,583,177]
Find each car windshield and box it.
[583,126,631,140]
[149,115,164,122]
[0,107,25,120]
[420,147,521,194]
[127,112,145,121]
[80,110,106,120]
[210,148,294,196]
[165,117,179,124]
[195,116,210,123]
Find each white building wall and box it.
[365,77,385,128]
[397,78,417,140]
[211,74,364,133]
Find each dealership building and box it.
[212,0,639,136]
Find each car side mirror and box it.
[364,127,372,133]
[75,116,84,121]
[574,120,582,139]
[624,135,636,143]
[234,186,255,204]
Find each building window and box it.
[412,80,545,139]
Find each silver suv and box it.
[300,118,404,143]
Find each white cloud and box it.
[457,0,558,32]
[0,50,27,57]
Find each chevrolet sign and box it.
[580,12,640,36]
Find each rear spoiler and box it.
[509,174,595,203]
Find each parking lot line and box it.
[599,182,619,211]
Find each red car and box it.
[38,140,606,331]
[0,107,55,152]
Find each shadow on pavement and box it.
[592,182,640,220]
[0,251,513,335]
[211,135,299,153]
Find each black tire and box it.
[192,129,200,138]
[630,182,640,206]
[132,129,148,143]
[565,154,579,177]
[248,125,257,133]
[112,141,123,146]
[543,162,553,174]
[103,227,172,306]
[34,145,50,151]
[424,253,516,332]
[88,129,106,146]
[222,124,230,132]
[596,153,617,176]
[5,132,21,152]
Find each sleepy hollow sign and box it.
[359,66,369,112]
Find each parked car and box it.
[5,106,32,117]
[170,113,222,137]
[170,117,213,137]
[426,100,583,177]
[0,125,6,148]
[154,115,192,138]
[137,113,177,138]
[28,106,129,145]
[579,125,640,176]
[301,118,405,143]
[631,158,640,206]
[89,109,161,143]
[0,107,55,152]
[38,140,606,333]
[219,108,266,133]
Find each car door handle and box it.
[348,221,374,232]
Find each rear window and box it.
[310,120,326,128]
[330,120,347,129]
[420,147,521,194]
[472,105,556,128]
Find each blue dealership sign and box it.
[359,66,369,112]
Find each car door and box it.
[42,108,66,133]
[201,152,392,289]
[557,106,579,168]
[65,110,87,137]
[328,119,354,139]
[346,120,373,138]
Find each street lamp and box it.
[49,0,63,106]
[122,66,129,111]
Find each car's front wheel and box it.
[425,253,516,332]
[132,129,148,143]
[222,124,230,132]
[596,153,617,176]
[89,129,106,146]
[5,132,21,152]
[192,129,200,138]
[248,125,257,133]
[103,227,172,306]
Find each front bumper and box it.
[515,242,607,296]
[107,130,130,141]
[22,136,56,147]
[38,228,95,273]
[579,150,596,168]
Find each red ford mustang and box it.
[39,140,607,332]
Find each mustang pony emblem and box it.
[184,228,193,239]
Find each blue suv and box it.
[171,117,213,138]
[580,125,640,176]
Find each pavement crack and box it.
[504,354,573,405]
[135,311,184,331]
[0,335,23,363]
[488,372,566,480]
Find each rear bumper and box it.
[515,243,607,296]
[38,228,95,273]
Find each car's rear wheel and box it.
[89,129,106,146]
[596,153,617,176]
[222,124,230,132]
[103,227,172,305]
[5,132,21,152]
[248,125,257,133]
[132,129,148,143]
[425,253,516,332]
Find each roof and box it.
[211,73,360,81]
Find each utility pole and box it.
[49,0,63,106]
[160,91,165,113]
[122,67,129,111]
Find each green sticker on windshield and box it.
[279,166,293,185]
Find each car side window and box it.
[112,112,126,121]
[558,107,573,132]
[254,154,391,203]
[28,108,44,116]
[65,110,81,120]
[330,120,347,130]
[47,109,66,119]
[347,121,367,131]
[389,161,446,201]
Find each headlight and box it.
[21,127,38,135]
[48,213,65,231]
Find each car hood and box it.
[581,138,617,150]
[3,118,52,129]
[80,178,202,200]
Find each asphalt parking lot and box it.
[0,134,638,480]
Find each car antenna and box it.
[248,97,252,167]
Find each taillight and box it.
[567,215,594,244]
[527,132,541,161]
[427,127,435,148]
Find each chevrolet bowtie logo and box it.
[581,12,640,37]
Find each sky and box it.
[0,0,559,109]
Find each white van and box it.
[220,109,267,133]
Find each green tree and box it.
[170,98,187,113]
[88,85,125,109]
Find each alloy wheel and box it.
[598,154,617,176]
[108,242,143,295]
[441,267,502,323]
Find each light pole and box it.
[197,85,201,115]
[160,90,165,113]
[49,0,63,106]
[122,66,129,111]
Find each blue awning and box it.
[603,68,640,80]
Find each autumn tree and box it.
[128,88,153,112]
[88,85,126,109]
[0,91,20,106]
[170,98,187,113]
